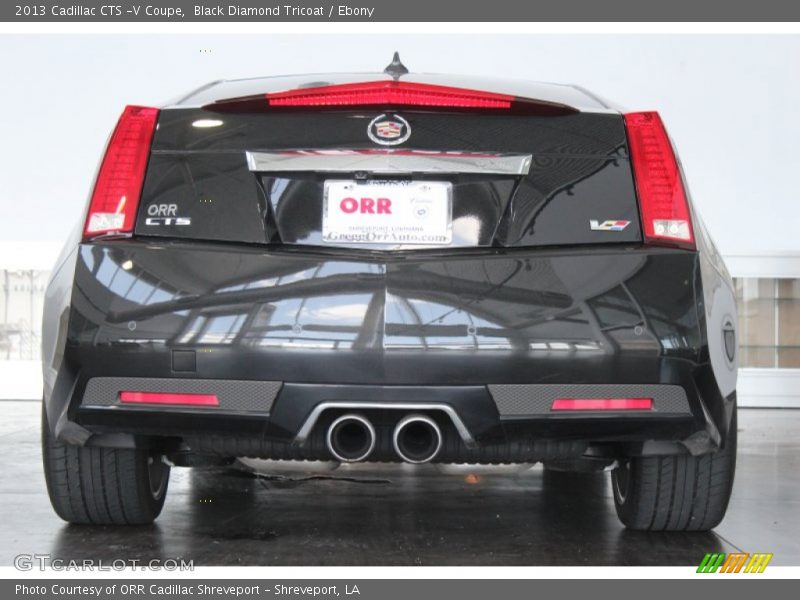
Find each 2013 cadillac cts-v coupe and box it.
[41,56,738,530]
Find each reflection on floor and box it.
[0,403,797,566]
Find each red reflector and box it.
[624,111,695,249]
[83,105,159,239]
[551,398,653,411]
[119,391,219,407]
[265,80,514,109]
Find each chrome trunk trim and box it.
[246,150,532,176]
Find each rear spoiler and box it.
[202,80,579,116]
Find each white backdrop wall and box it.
[0,34,799,255]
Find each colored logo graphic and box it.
[589,219,630,231]
[697,552,773,573]
[368,113,411,145]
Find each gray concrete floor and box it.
[1,402,798,566]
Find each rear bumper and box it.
[77,378,696,437]
[72,376,715,461]
[43,240,736,461]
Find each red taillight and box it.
[119,391,219,407]
[551,398,653,411]
[205,81,577,116]
[624,111,695,249]
[266,81,513,109]
[83,105,159,240]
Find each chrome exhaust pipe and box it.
[393,414,442,464]
[326,414,376,463]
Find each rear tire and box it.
[42,404,169,525]
[611,407,737,531]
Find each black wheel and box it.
[42,403,169,525]
[611,407,737,531]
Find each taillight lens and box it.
[205,81,577,116]
[267,80,513,108]
[83,105,159,240]
[624,111,695,249]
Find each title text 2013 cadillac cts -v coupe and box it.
[41,56,738,530]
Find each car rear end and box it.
[41,71,738,530]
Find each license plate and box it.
[323,180,452,245]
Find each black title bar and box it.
[5,578,797,600]
[4,0,800,22]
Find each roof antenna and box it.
[384,52,409,80]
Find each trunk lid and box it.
[136,109,641,249]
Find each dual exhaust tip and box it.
[326,413,442,464]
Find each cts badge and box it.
[590,220,630,231]
[368,114,410,146]
[145,203,191,226]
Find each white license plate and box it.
[323,180,452,245]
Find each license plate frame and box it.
[322,179,453,246]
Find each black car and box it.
[41,56,738,531]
